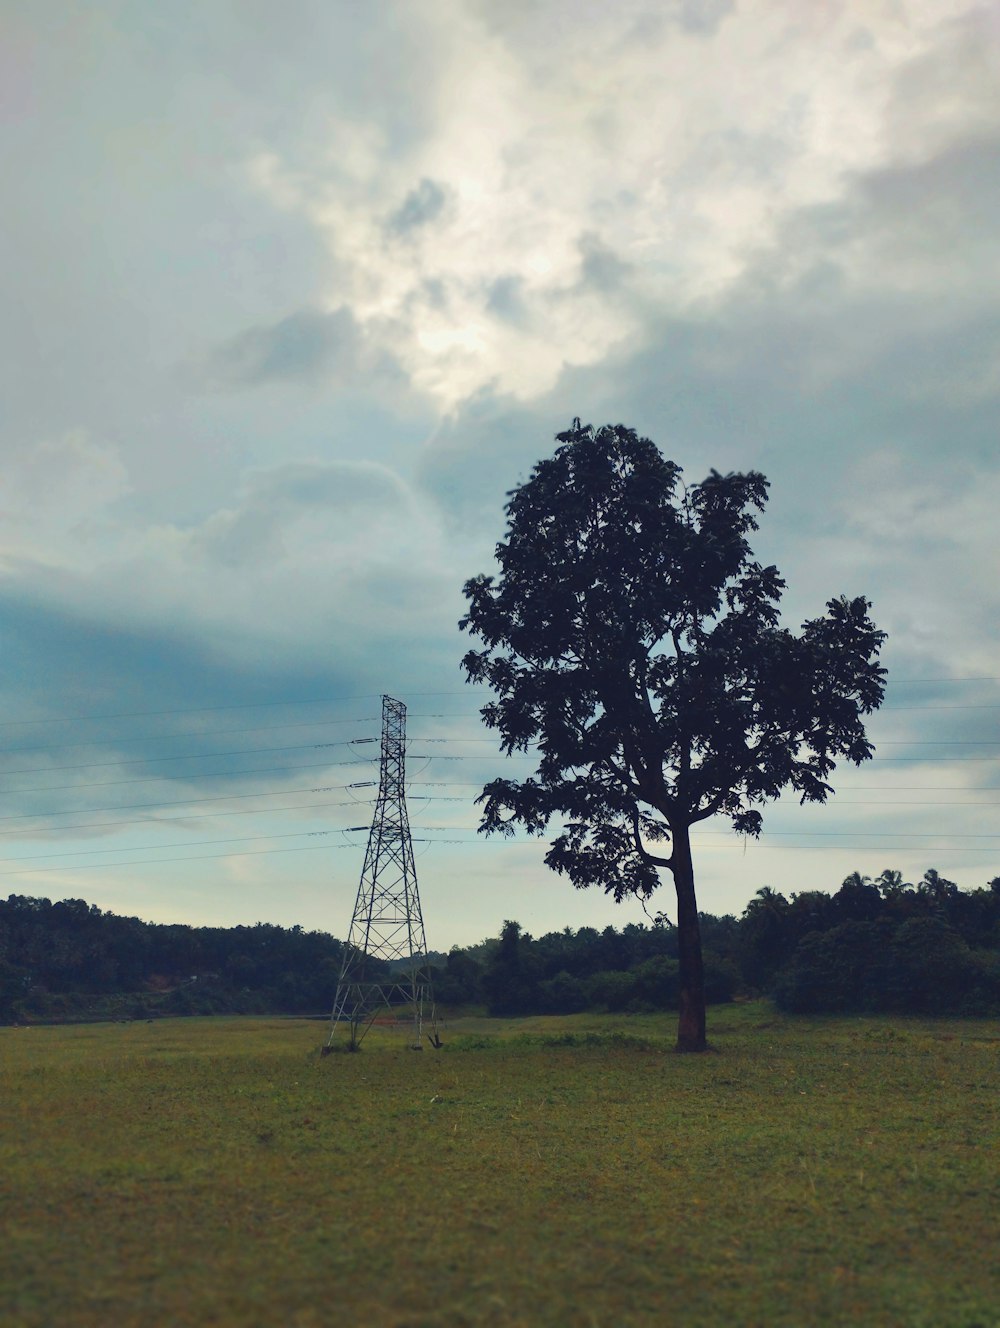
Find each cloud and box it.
[417,71,1000,692]
[677,0,734,35]
[185,460,415,567]
[1,430,130,514]
[386,178,450,235]
[0,431,131,572]
[0,456,463,699]
[194,307,366,389]
[0,452,469,817]
[3,0,999,933]
[0,588,379,822]
[245,0,980,408]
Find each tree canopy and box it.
[460,420,887,1049]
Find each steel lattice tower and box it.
[324,695,439,1051]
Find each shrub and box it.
[773,921,894,1013]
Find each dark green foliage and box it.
[427,946,484,1005]
[0,894,348,1022]
[772,921,895,1013]
[770,873,1000,1015]
[470,917,737,1017]
[481,920,543,1016]
[536,970,589,1014]
[4,864,998,1025]
[461,420,886,890]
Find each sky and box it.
[2,0,999,950]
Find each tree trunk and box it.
[671,823,707,1052]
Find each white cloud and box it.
[45,459,463,676]
[246,0,984,408]
[833,450,1000,673]
[0,430,131,569]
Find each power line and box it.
[4,758,377,796]
[0,697,380,728]
[696,829,1000,841]
[407,837,1000,854]
[0,781,376,824]
[0,701,993,772]
[0,691,473,729]
[1,739,371,777]
[0,678,995,731]
[0,797,375,839]
[888,677,1000,684]
[3,842,356,876]
[879,704,1000,710]
[0,748,531,781]
[0,787,462,828]
[3,716,379,756]
[3,700,999,885]
[0,826,372,866]
[408,826,1000,842]
[4,831,998,879]
[828,775,998,786]
[2,703,996,759]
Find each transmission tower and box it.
[324,695,440,1052]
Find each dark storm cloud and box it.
[0,592,359,730]
[0,591,372,819]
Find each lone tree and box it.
[460,421,886,1051]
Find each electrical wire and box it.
[0,691,474,729]
[3,843,353,876]
[1,690,998,885]
[1,739,370,777]
[3,716,379,756]
[0,677,995,730]
[0,782,377,824]
[0,797,375,839]
[404,837,1000,854]
[1,788,992,843]
[4,837,997,880]
[2,702,993,759]
[0,826,373,865]
[3,759,377,796]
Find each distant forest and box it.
[2,869,999,1024]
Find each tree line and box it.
[430,869,1000,1018]
[2,868,998,1024]
[0,896,352,1022]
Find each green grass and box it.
[1,1005,998,1327]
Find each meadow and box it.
[1,1005,997,1328]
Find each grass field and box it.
[1,1004,998,1327]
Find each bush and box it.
[703,952,739,1005]
[774,916,1000,1016]
[890,918,1000,1015]
[587,969,641,1012]
[537,970,589,1015]
[773,921,894,1013]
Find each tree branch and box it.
[630,805,673,870]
